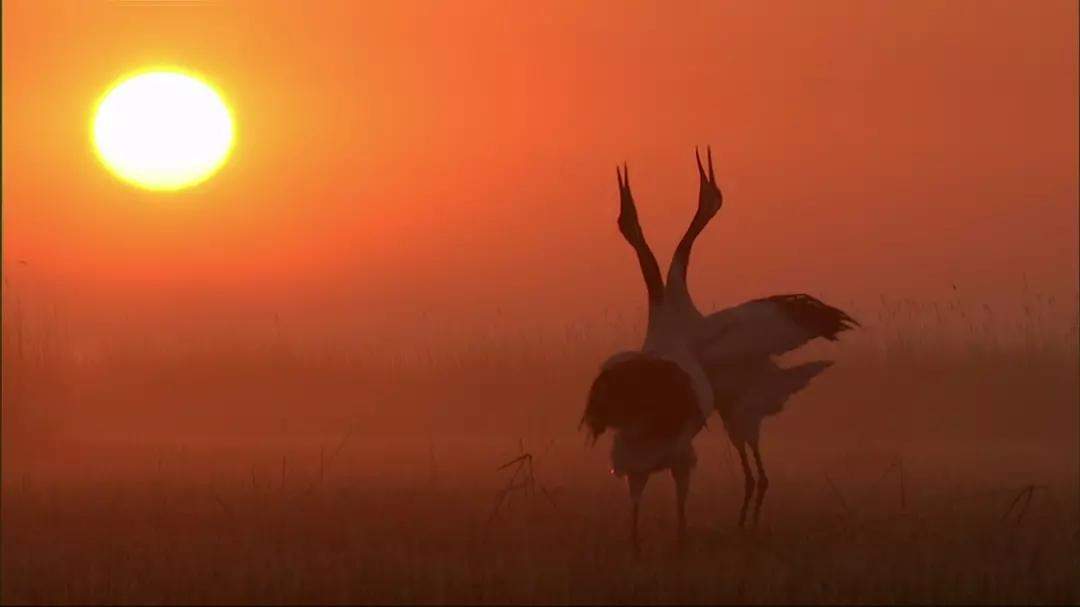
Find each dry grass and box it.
[2,286,1078,604]
[3,461,1077,604]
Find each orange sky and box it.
[3,1,1077,339]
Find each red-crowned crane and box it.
[581,148,857,554]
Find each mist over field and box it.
[3,277,1078,603]
[3,0,1078,603]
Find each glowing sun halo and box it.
[92,70,235,191]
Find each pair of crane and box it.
[581,148,858,553]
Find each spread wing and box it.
[695,294,859,365]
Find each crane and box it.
[581,148,857,553]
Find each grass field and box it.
[2,290,1078,604]
[4,461,1077,604]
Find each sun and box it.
[92,69,235,191]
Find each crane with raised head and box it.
[582,148,858,553]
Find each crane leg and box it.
[750,439,769,526]
[735,441,755,527]
[628,472,649,556]
[671,463,691,549]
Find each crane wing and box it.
[695,294,858,365]
[582,353,701,442]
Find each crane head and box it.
[695,146,723,221]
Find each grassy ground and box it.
[3,462,1077,604]
[2,292,1078,603]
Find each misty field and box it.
[2,290,1078,604]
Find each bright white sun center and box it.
[93,70,234,191]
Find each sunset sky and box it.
[3,1,1077,342]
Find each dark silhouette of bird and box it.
[582,148,858,553]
